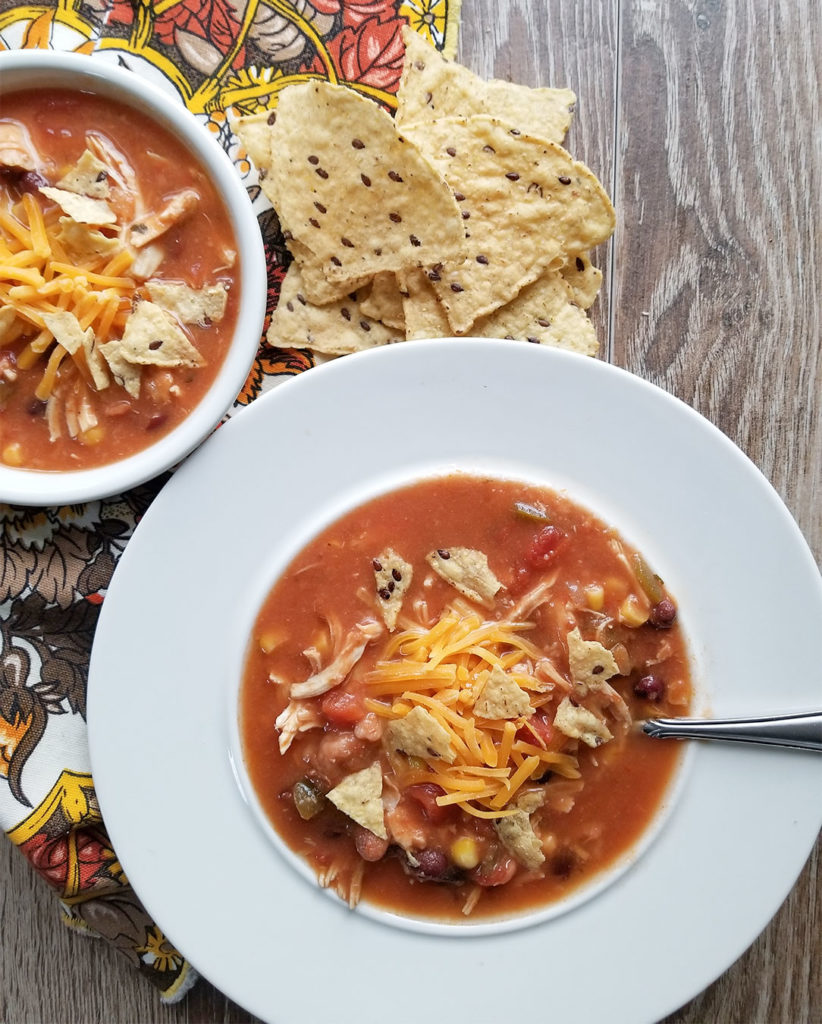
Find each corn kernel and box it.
[80,425,105,446]
[584,584,605,611]
[2,442,24,466]
[258,630,282,654]
[618,594,650,628]
[450,836,480,870]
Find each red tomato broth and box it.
[240,474,692,922]
[0,88,240,471]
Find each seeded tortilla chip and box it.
[397,25,576,145]
[100,340,141,398]
[567,627,619,696]
[41,311,91,356]
[268,262,401,355]
[474,665,533,719]
[385,706,456,763]
[56,148,111,199]
[400,267,452,339]
[55,218,120,262]
[472,268,599,354]
[39,185,116,225]
[288,238,371,305]
[373,548,413,631]
[554,696,612,748]
[426,547,502,607]
[326,763,387,839]
[234,111,275,173]
[560,252,603,310]
[120,300,204,368]
[146,281,228,324]
[494,809,545,870]
[360,272,406,331]
[264,81,464,282]
[401,115,615,332]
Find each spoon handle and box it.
[641,711,822,752]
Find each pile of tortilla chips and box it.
[237,27,615,358]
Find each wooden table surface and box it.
[2,1,820,1021]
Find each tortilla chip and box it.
[39,185,116,225]
[385,706,456,763]
[288,238,371,305]
[553,696,612,748]
[100,340,141,398]
[474,665,533,719]
[234,110,276,172]
[41,311,91,356]
[400,267,452,339]
[264,81,464,282]
[494,809,545,870]
[360,272,406,331]
[0,307,17,345]
[55,218,120,262]
[268,262,401,355]
[120,300,204,368]
[326,763,387,839]
[56,149,111,199]
[560,252,603,310]
[567,627,619,697]
[373,548,413,631]
[146,281,228,324]
[426,547,502,607]
[397,25,576,145]
[471,268,599,355]
[401,115,615,332]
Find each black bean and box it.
[416,849,449,878]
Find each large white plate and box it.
[88,340,822,1024]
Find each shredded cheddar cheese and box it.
[0,187,136,399]
[365,607,580,817]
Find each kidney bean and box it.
[649,598,677,628]
[415,848,449,878]
[634,674,666,701]
[353,826,389,862]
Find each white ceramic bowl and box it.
[0,49,266,505]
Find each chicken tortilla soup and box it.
[0,88,240,471]
[240,475,692,922]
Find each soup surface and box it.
[241,474,692,921]
[0,88,240,471]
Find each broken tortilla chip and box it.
[494,808,545,870]
[100,340,141,398]
[120,300,204,368]
[474,664,533,719]
[397,25,576,145]
[56,148,111,199]
[41,311,91,356]
[567,627,619,696]
[268,262,401,355]
[326,763,387,839]
[560,252,603,310]
[554,696,612,748]
[359,272,406,331]
[39,185,116,225]
[263,80,465,282]
[426,546,502,607]
[146,281,228,325]
[385,705,456,763]
[373,548,413,631]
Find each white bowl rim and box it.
[0,48,267,506]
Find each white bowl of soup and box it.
[0,49,266,504]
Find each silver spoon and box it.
[641,711,822,752]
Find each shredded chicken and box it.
[0,121,37,170]
[274,699,324,754]
[289,618,383,699]
[129,189,199,248]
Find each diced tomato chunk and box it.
[517,711,554,748]
[321,688,365,726]
[524,525,566,568]
[405,783,455,825]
